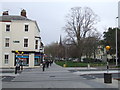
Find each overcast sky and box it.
[0,0,119,45]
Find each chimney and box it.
[21,9,27,17]
[2,11,9,15]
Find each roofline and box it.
[34,21,40,32]
[0,15,33,21]
[0,15,40,32]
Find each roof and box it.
[0,15,40,32]
[0,15,32,21]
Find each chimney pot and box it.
[21,9,27,17]
[3,11,9,15]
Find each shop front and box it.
[34,53,44,66]
[12,51,44,67]
[14,53,29,66]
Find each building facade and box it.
[0,10,44,68]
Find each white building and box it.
[0,10,44,68]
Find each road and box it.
[1,63,120,89]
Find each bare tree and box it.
[44,42,59,58]
[83,32,101,58]
[64,7,99,60]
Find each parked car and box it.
[73,58,79,62]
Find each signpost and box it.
[105,46,110,73]
[104,46,112,83]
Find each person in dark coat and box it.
[42,61,46,71]
[46,60,49,68]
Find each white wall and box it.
[1,20,40,68]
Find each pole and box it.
[105,46,110,73]
[107,58,109,73]
[21,52,24,70]
[116,27,118,66]
[106,50,109,73]
[116,17,118,66]
[15,54,18,74]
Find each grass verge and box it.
[55,61,106,67]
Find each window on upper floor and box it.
[5,38,10,47]
[35,40,38,49]
[24,38,28,47]
[25,25,29,32]
[6,25,10,31]
[4,54,9,64]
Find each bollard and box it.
[63,64,67,67]
[15,66,17,74]
[87,64,90,69]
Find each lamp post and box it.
[116,17,118,66]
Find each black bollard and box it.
[15,66,17,74]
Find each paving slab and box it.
[2,63,120,89]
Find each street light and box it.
[116,17,118,66]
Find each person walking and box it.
[46,60,49,68]
[49,60,52,66]
[42,61,46,71]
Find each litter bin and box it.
[104,73,112,83]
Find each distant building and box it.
[0,9,44,68]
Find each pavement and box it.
[1,63,120,89]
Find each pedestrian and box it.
[52,60,53,64]
[42,61,46,71]
[20,60,23,70]
[46,60,49,68]
[49,60,52,66]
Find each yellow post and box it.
[63,64,67,67]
